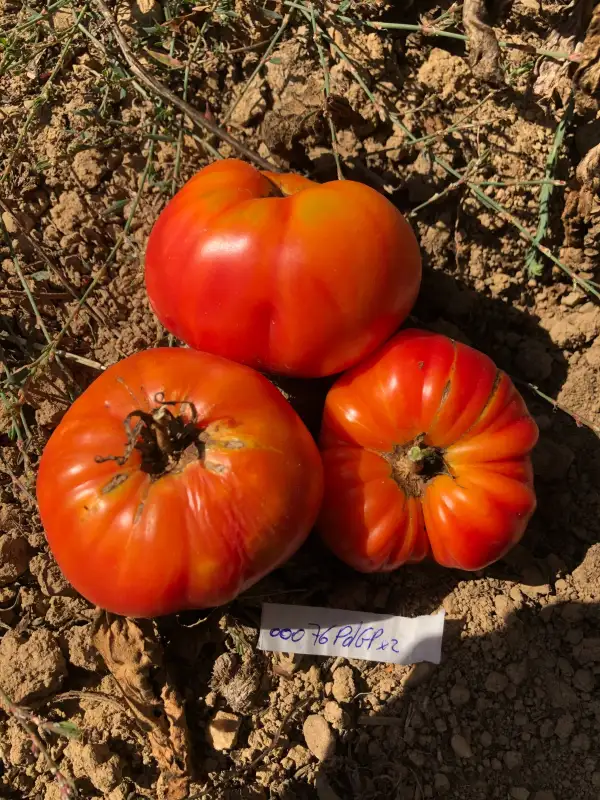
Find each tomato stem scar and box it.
[382,435,447,497]
[95,393,207,478]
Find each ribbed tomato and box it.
[318,329,539,571]
[36,349,323,617]
[145,159,421,378]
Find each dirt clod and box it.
[206,710,242,751]
[0,534,29,586]
[303,714,336,761]
[0,629,67,703]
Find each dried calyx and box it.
[96,393,206,477]
[383,434,447,497]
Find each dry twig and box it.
[90,0,276,172]
[0,687,79,799]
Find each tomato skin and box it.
[145,159,421,378]
[317,329,539,572]
[36,349,323,618]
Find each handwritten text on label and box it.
[258,603,445,665]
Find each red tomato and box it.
[145,159,421,378]
[36,349,323,617]
[318,329,539,572]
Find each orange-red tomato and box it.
[145,159,421,378]
[318,329,539,572]
[36,349,323,617]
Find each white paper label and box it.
[258,603,445,665]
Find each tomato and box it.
[317,329,539,572]
[145,159,421,378]
[36,348,323,617]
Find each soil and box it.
[1,1,600,799]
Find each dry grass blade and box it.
[223,11,293,125]
[525,93,574,276]
[0,195,107,326]
[303,10,600,302]
[0,687,79,798]
[309,2,344,180]
[463,0,503,83]
[90,0,276,172]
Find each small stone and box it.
[72,148,106,189]
[591,772,600,788]
[450,734,473,758]
[532,792,556,800]
[303,714,336,761]
[332,665,355,703]
[570,733,590,752]
[573,668,596,692]
[511,789,530,800]
[403,661,436,688]
[480,731,492,747]
[561,290,584,308]
[506,661,528,686]
[322,700,348,729]
[450,684,470,706]
[485,671,508,694]
[206,711,241,751]
[574,637,600,664]
[504,751,523,770]
[0,534,29,587]
[434,773,450,792]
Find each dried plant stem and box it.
[90,0,276,171]
[1,6,88,183]
[0,195,107,326]
[516,379,600,439]
[315,3,577,62]
[6,129,157,396]
[303,13,600,302]
[0,688,78,798]
[309,2,344,180]
[525,93,574,276]
[223,10,292,125]
[173,1,220,194]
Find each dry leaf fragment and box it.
[575,2,600,96]
[463,0,503,84]
[92,613,191,800]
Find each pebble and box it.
[504,751,523,770]
[449,684,470,706]
[485,671,508,693]
[450,734,473,758]
[206,711,241,751]
[403,661,437,689]
[510,789,530,800]
[434,773,450,792]
[303,714,336,761]
[555,713,574,739]
[571,733,590,752]
[331,665,355,703]
[561,290,584,307]
[480,731,492,747]
[532,792,555,800]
